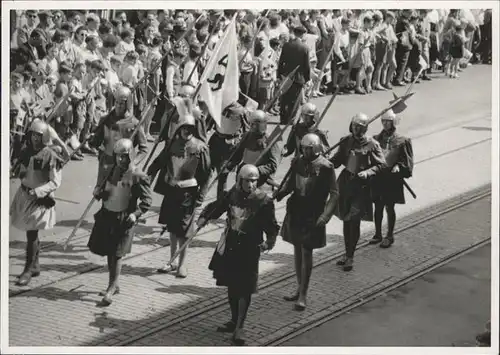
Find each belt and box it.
[215,131,240,139]
[21,184,33,193]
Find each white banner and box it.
[199,15,239,127]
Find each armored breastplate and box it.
[166,138,200,188]
[381,136,400,168]
[242,147,264,165]
[294,157,321,197]
[103,180,132,212]
[346,147,371,174]
[22,156,50,189]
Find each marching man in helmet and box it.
[330,113,386,271]
[88,138,152,306]
[274,133,339,311]
[197,164,280,346]
[208,101,249,199]
[89,85,148,186]
[283,102,330,158]
[159,84,207,145]
[370,109,414,248]
[226,110,281,187]
[10,119,64,286]
[147,111,211,278]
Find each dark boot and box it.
[380,237,394,248]
[369,234,383,245]
[17,236,37,286]
[31,240,41,277]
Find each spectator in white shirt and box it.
[39,42,59,78]
[115,29,136,61]
[182,42,201,88]
[83,35,100,62]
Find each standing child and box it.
[448,23,465,78]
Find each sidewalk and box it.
[8,111,492,346]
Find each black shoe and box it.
[393,80,405,87]
[16,271,32,286]
[380,238,394,248]
[422,76,432,81]
[98,287,120,296]
[294,300,306,311]
[369,235,383,244]
[217,321,236,333]
[283,293,299,302]
[342,258,353,272]
[336,257,347,266]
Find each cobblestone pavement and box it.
[129,193,491,346]
[6,65,494,348]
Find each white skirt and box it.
[10,187,56,231]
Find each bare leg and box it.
[157,232,179,273]
[101,256,122,305]
[143,105,156,139]
[365,67,374,93]
[284,245,302,301]
[176,235,188,278]
[296,247,313,310]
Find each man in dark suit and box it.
[277,26,311,125]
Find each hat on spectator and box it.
[159,20,174,33]
[385,11,396,19]
[25,10,38,16]
[86,13,100,23]
[293,25,307,35]
[24,61,38,74]
[30,28,46,41]
[38,10,54,18]
[373,10,383,20]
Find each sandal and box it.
[157,264,178,274]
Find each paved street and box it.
[281,242,491,347]
[7,64,494,348]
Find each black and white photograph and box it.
[1,1,498,353]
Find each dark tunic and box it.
[277,155,338,250]
[371,130,414,204]
[148,135,211,237]
[330,134,386,222]
[88,167,152,257]
[201,187,280,294]
[284,122,330,157]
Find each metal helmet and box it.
[179,85,195,98]
[238,164,259,181]
[250,110,267,123]
[29,119,52,146]
[177,114,196,129]
[249,110,267,135]
[114,86,132,101]
[301,102,318,117]
[351,112,370,127]
[300,133,323,154]
[113,138,134,155]
[381,109,400,125]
